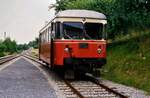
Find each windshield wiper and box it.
[64,30,72,39]
[83,27,92,39]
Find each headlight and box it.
[64,47,69,52]
[97,48,102,54]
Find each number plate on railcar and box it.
[79,43,88,49]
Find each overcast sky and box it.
[0,0,56,44]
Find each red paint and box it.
[53,40,106,66]
[39,39,106,67]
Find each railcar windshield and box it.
[63,22,84,39]
[63,22,104,40]
[84,23,103,40]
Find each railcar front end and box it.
[53,21,107,73]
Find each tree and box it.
[28,38,39,49]
[0,42,6,57]
[17,44,29,52]
[54,0,150,39]
[3,38,17,53]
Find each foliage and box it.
[0,41,6,57]
[28,38,39,49]
[102,31,150,92]
[2,38,17,53]
[17,37,39,52]
[0,37,39,57]
[0,38,17,57]
[55,0,150,39]
[0,38,17,53]
[17,44,29,52]
[0,42,6,52]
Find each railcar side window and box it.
[84,23,103,40]
[39,34,42,44]
[44,30,47,42]
[41,33,43,43]
[43,31,46,42]
[55,22,61,39]
[51,22,55,39]
[46,29,49,42]
[44,32,46,42]
[48,27,51,41]
[41,33,44,43]
[47,29,49,42]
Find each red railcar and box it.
[39,10,107,75]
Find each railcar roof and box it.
[56,10,106,19]
[39,10,107,33]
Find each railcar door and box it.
[50,22,62,68]
[50,22,55,68]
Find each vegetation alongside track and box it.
[102,30,150,93]
[0,37,38,57]
[0,38,17,57]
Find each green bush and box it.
[102,32,150,93]
[55,0,150,39]
[0,52,5,57]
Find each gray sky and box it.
[0,0,56,44]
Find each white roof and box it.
[56,10,106,19]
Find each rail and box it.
[63,78,128,98]
[0,55,19,65]
[86,74,128,98]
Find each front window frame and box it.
[61,21,106,40]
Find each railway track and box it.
[0,55,19,65]
[24,54,128,98]
[60,78,128,98]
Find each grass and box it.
[0,52,18,57]
[101,31,150,93]
[0,52,13,57]
[31,48,39,57]
[0,52,5,57]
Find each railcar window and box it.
[43,32,45,43]
[47,29,49,42]
[46,29,49,42]
[44,31,46,43]
[84,23,103,39]
[42,32,44,43]
[40,34,42,43]
[45,30,46,42]
[55,22,61,39]
[48,27,51,41]
[51,23,54,31]
[41,33,43,43]
[63,22,84,39]
[51,23,55,39]
[43,31,45,43]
